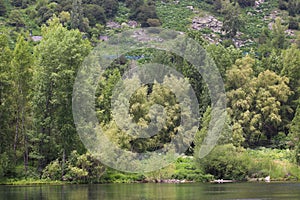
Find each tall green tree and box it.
[271,18,288,49]
[71,0,84,30]
[11,35,33,173]
[0,34,15,177]
[226,56,292,147]
[33,17,91,173]
[221,2,244,38]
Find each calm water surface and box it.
[0,182,300,200]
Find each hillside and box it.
[0,1,299,45]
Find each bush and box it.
[64,151,105,183]
[0,152,15,178]
[100,169,145,183]
[246,148,300,180]
[221,39,235,48]
[198,144,251,180]
[279,0,288,10]
[83,4,106,26]
[0,153,9,177]
[42,151,106,183]
[8,10,25,27]
[42,160,62,180]
[288,18,299,30]
[147,18,161,27]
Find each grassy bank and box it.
[0,179,64,185]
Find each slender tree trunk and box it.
[62,149,65,180]
[13,107,20,163]
[22,107,28,175]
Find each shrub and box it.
[279,0,288,10]
[198,144,251,180]
[42,160,62,180]
[42,151,106,183]
[83,4,106,26]
[147,18,161,27]
[288,18,299,30]
[0,152,15,178]
[8,10,25,27]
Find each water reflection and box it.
[0,183,299,200]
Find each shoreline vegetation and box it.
[1,177,299,186]
[1,149,300,186]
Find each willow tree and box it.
[226,56,292,147]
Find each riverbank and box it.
[1,148,300,186]
[1,178,300,186]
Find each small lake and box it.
[0,182,300,200]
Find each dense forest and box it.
[0,0,300,184]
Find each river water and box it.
[0,182,300,200]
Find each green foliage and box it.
[260,49,283,73]
[71,0,84,30]
[96,68,122,123]
[226,56,292,147]
[221,2,245,38]
[271,18,288,49]
[246,148,300,180]
[33,17,91,169]
[171,157,213,182]
[42,159,62,180]
[42,151,106,183]
[287,0,300,16]
[107,79,183,153]
[11,35,34,176]
[197,145,300,181]
[101,0,119,18]
[100,168,145,183]
[0,34,13,155]
[281,44,300,98]
[0,0,299,183]
[8,10,25,27]
[130,4,158,27]
[0,153,12,177]
[288,17,299,29]
[279,0,288,10]
[83,4,106,26]
[206,44,242,79]
[0,0,7,16]
[144,164,176,181]
[147,18,161,27]
[289,105,300,164]
[156,0,199,31]
[197,144,251,180]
